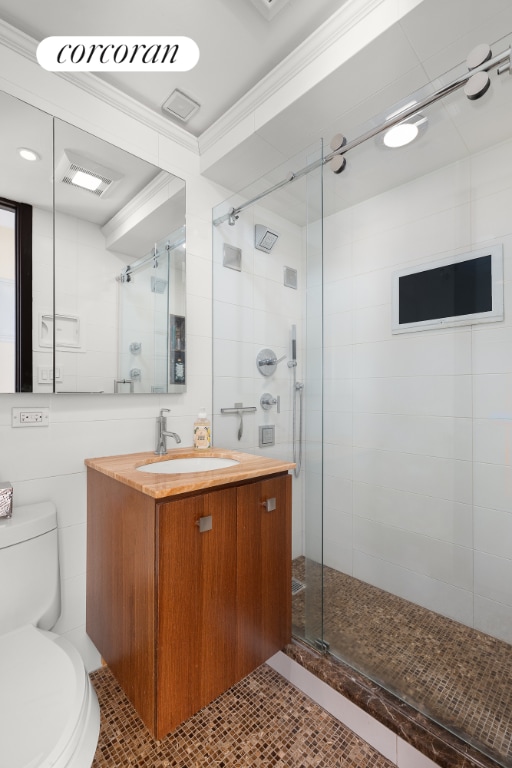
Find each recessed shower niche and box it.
[39,313,80,349]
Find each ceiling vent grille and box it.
[56,151,121,198]
[248,0,293,20]
[162,89,200,123]
[62,162,112,196]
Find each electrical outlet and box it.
[12,407,50,428]
[21,412,42,423]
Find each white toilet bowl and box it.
[0,625,100,768]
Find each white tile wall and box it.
[474,551,512,608]
[474,595,512,644]
[352,374,472,417]
[474,505,512,559]
[353,448,473,504]
[353,483,473,547]
[212,199,306,559]
[51,211,125,393]
[354,516,473,590]
[353,413,472,460]
[353,550,474,626]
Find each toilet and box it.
[0,502,100,768]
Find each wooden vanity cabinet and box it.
[86,468,291,739]
[236,475,292,679]
[156,485,239,735]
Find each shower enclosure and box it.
[212,39,512,768]
[117,226,186,393]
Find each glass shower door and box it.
[211,140,325,655]
[117,234,175,394]
[295,141,325,650]
[319,66,512,767]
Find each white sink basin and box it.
[137,457,240,474]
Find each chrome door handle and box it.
[262,498,276,512]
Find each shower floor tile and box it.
[292,557,512,768]
[90,662,394,767]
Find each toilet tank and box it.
[0,502,61,634]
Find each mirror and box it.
[0,89,186,394]
[0,91,53,393]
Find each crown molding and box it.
[198,0,392,154]
[0,18,199,155]
[0,16,33,59]
[102,171,184,248]
[0,0,406,167]
[59,71,199,154]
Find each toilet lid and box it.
[0,625,87,768]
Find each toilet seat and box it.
[0,624,100,768]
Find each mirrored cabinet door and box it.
[53,119,186,394]
[0,86,186,395]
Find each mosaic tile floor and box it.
[91,663,393,767]
[292,558,512,767]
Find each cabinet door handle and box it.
[262,498,276,512]
[196,515,212,532]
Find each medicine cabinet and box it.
[0,88,186,394]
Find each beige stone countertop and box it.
[85,448,295,499]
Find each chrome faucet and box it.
[155,408,181,455]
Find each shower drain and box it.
[292,577,305,595]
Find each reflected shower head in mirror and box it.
[255,224,279,253]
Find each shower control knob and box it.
[260,393,280,413]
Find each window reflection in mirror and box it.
[0,198,33,392]
[0,90,53,395]
[0,204,16,392]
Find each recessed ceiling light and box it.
[70,170,103,191]
[56,150,121,197]
[18,147,40,162]
[383,123,419,148]
[382,114,427,148]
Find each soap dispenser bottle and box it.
[193,408,211,449]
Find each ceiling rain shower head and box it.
[255,224,279,253]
